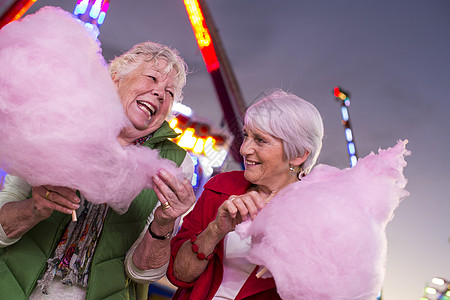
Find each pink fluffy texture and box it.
[0,7,183,214]
[236,140,410,300]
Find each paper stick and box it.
[256,267,268,278]
[72,210,77,222]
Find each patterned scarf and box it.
[37,195,108,294]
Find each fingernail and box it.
[159,169,167,176]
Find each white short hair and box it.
[244,89,324,174]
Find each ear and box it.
[290,150,310,167]
[111,72,120,88]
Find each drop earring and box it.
[289,163,295,172]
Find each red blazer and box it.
[167,171,281,300]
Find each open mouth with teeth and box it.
[137,100,156,119]
[245,159,261,166]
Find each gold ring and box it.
[229,197,236,202]
[45,190,50,200]
[161,202,171,210]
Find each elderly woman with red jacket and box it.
[164,90,325,299]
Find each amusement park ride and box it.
[4,2,442,300]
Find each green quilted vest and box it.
[0,121,186,300]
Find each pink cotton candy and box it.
[235,140,410,300]
[0,7,183,214]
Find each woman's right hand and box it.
[30,185,80,220]
[0,185,80,240]
[212,190,267,239]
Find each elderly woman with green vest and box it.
[0,42,196,299]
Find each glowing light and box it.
[178,128,197,149]
[169,119,178,128]
[89,0,102,18]
[169,116,229,170]
[172,102,193,117]
[101,1,109,12]
[432,278,445,286]
[193,138,205,154]
[191,172,198,187]
[98,12,106,25]
[74,0,89,15]
[345,128,353,142]
[204,137,227,167]
[425,287,437,295]
[84,23,94,31]
[11,0,37,22]
[190,154,198,166]
[184,0,212,48]
[341,106,349,121]
[183,0,220,72]
[348,142,356,155]
[350,155,357,167]
[83,23,99,40]
[333,87,348,100]
[204,137,216,152]
[333,87,340,97]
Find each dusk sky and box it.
[5,0,450,299]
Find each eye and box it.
[166,90,174,98]
[255,137,266,143]
[147,75,156,82]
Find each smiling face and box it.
[114,58,177,142]
[240,125,298,194]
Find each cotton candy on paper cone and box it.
[236,140,410,300]
[0,7,183,214]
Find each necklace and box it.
[132,134,152,145]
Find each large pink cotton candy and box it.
[236,140,410,300]
[0,7,183,214]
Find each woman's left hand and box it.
[152,169,196,224]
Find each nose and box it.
[240,138,254,156]
[152,87,164,102]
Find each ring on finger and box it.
[161,202,171,210]
[229,197,236,202]
[45,190,51,200]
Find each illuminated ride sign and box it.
[183,0,219,72]
[333,86,358,167]
[171,103,230,182]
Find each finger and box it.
[37,194,75,215]
[157,169,181,192]
[247,190,267,210]
[241,196,260,221]
[177,179,196,204]
[265,192,276,204]
[231,197,250,221]
[223,198,238,219]
[153,174,176,201]
[44,185,80,204]
[44,190,80,211]
[152,180,168,203]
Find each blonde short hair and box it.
[108,41,188,103]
